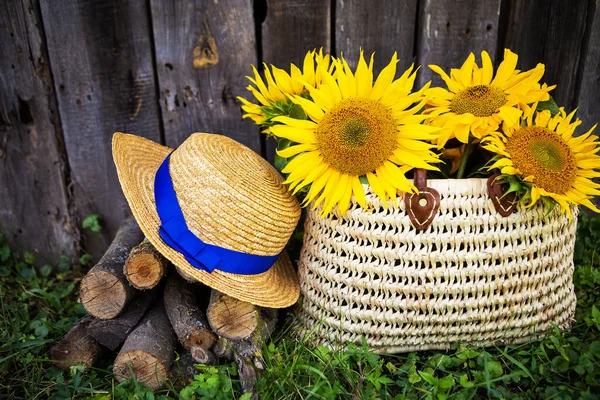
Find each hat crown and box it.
[169,133,300,256]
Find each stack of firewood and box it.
[50,219,277,395]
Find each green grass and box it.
[1,213,600,399]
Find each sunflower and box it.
[269,51,441,216]
[425,49,555,146]
[483,107,600,216]
[237,49,334,130]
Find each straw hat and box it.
[112,132,301,308]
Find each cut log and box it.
[50,316,103,370]
[164,273,216,364]
[87,288,158,351]
[207,289,259,341]
[214,307,278,396]
[124,239,167,290]
[113,302,176,390]
[80,218,143,319]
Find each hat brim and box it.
[112,133,300,308]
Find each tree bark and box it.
[124,239,167,290]
[87,288,158,351]
[80,218,143,319]
[50,316,103,370]
[113,302,176,390]
[164,273,216,364]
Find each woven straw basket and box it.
[296,178,578,353]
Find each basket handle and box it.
[487,173,517,217]
[403,169,440,231]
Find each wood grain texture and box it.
[80,218,143,319]
[261,0,331,162]
[416,0,501,88]
[150,0,260,151]
[124,238,167,290]
[113,302,176,390]
[576,4,600,134]
[0,0,78,261]
[336,0,418,74]
[503,0,593,109]
[39,0,162,258]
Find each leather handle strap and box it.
[487,173,518,217]
[404,169,440,231]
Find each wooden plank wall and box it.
[0,0,78,261]
[0,0,599,261]
[150,0,260,151]
[40,0,163,258]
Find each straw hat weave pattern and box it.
[112,132,301,308]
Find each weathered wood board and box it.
[40,0,163,258]
[260,0,331,162]
[504,0,593,109]
[150,0,260,152]
[336,0,418,74]
[0,0,78,261]
[415,0,501,89]
[575,4,600,133]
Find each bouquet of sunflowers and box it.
[239,49,600,352]
[238,49,600,220]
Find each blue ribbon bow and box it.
[154,154,279,275]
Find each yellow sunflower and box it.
[269,51,441,216]
[425,49,555,145]
[483,107,600,217]
[237,49,334,129]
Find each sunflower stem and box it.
[457,143,475,179]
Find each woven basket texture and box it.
[296,178,578,353]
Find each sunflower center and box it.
[505,126,577,194]
[315,98,397,176]
[450,85,507,117]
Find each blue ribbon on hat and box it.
[154,154,279,275]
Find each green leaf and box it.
[24,252,36,265]
[438,375,455,389]
[459,374,474,388]
[486,360,504,378]
[418,371,436,385]
[551,356,569,373]
[79,254,93,266]
[0,246,11,262]
[536,97,560,116]
[274,138,293,172]
[0,266,10,277]
[35,324,49,338]
[408,372,421,384]
[82,214,102,232]
[593,305,600,321]
[40,264,52,277]
[20,265,36,281]
[289,104,307,120]
[359,175,369,185]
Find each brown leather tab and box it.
[404,169,440,231]
[487,173,517,217]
